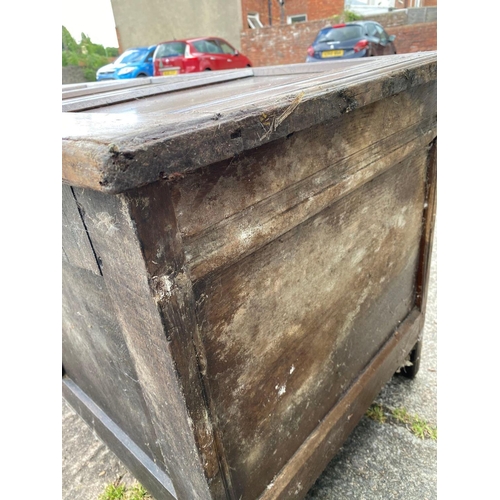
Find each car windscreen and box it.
[315,26,364,43]
[114,49,147,64]
[156,42,187,58]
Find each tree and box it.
[62,26,118,81]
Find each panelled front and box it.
[168,84,436,499]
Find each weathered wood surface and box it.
[62,184,101,274]
[258,309,425,500]
[174,81,436,281]
[62,53,437,500]
[61,69,262,98]
[61,60,370,102]
[192,148,428,499]
[62,52,436,193]
[62,378,177,500]
[62,69,254,111]
[69,186,219,500]
[62,260,165,466]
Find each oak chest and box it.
[62,52,437,500]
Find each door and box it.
[375,24,393,55]
[198,39,228,70]
[216,40,242,69]
[366,22,382,56]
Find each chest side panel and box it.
[170,81,436,499]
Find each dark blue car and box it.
[96,45,157,81]
[306,21,396,62]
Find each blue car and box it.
[306,21,396,62]
[96,45,157,81]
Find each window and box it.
[375,24,388,43]
[156,42,187,58]
[287,14,307,24]
[366,23,377,37]
[315,26,364,43]
[218,41,236,55]
[247,13,263,29]
[145,47,155,62]
[192,39,223,54]
[115,49,148,64]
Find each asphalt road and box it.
[62,230,437,500]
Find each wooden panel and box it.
[124,181,232,498]
[72,187,215,500]
[416,138,437,313]
[259,308,424,499]
[62,184,101,275]
[62,69,254,112]
[61,52,436,499]
[62,262,164,465]
[172,81,436,280]
[194,152,428,499]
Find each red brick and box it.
[241,19,437,67]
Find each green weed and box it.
[366,404,437,441]
[365,403,387,423]
[128,484,151,500]
[98,484,126,500]
[98,481,152,500]
[391,407,437,441]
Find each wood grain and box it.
[62,184,101,275]
[173,81,436,280]
[194,151,428,499]
[62,52,436,193]
[72,187,214,500]
[62,261,164,464]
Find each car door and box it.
[216,40,241,69]
[200,38,227,70]
[144,47,155,76]
[375,24,393,55]
[365,22,382,56]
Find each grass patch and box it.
[365,403,387,423]
[391,407,437,441]
[365,404,437,441]
[98,481,152,500]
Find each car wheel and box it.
[204,68,212,71]
[136,73,147,77]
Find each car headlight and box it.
[117,67,134,75]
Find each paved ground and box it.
[62,231,437,500]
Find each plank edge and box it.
[62,377,178,500]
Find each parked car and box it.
[153,37,252,76]
[306,21,396,62]
[96,45,156,81]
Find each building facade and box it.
[110,0,243,52]
[242,0,345,29]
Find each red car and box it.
[153,37,252,76]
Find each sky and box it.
[62,0,119,48]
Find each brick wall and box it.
[241,8,437,67]
[241,0,344,29]
[242,19,333,66]
[390,22,437,54]
[307,0,344,21]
